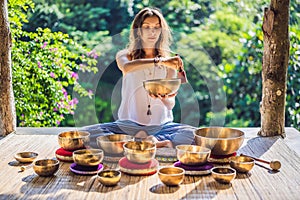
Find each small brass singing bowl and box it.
[58,131,90,151]
[97,170,121,186]
[211,167,236,184]
[14,152,38,163]
[143,78,181,97]
[123,141,156,164]
[229,156,255,173]
[97,134,134,155]
[176,145,211,166]
[158,167,185,186]
[73,149,103,167]
[33,159,59,177]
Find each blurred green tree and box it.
[9,0,98,126]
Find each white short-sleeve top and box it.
[118,66,174,125]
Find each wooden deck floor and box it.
[0,127,299,199]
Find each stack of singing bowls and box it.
[71,148,104,175]
[119,141,159,175]
[174,145,213,175]
[56,131,90,162]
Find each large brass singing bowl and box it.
[123,141,156,164]
[211,167,236,184]
[73,149,104,166]
[194,127,245,155]
[33,159,59,177]
[158,167,185,186]
[58,131,90,151]
[176,145,211,166]
[143,78,181,97]
[229,156,255,173]
[97,134,134,155]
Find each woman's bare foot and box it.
[134,131,148,139]
[144,135,173,148]
[156,140,173,148]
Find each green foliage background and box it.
[9,0,300,129]
[9,0,98,126]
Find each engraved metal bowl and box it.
[158,166,185,186]
[73,149,104,167]
[58,131,90,151]
[33,159,59,177]
[176,145,211,165]
[14,152,38,163]
[143,78,181,97]
[229,156,255,173]
[211,167,236,184]
[194,127,245,155]
[97,170,121,186]
[123,141,156,164]
[97,134,134,155]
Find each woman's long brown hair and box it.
[127,7,172,60]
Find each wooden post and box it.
[0,0,16,136]
[259,0,290,137]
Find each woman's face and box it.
[140,16,161,48]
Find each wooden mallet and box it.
[240,154,281,171]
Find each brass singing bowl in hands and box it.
[33,159,59,177]
[73,149,104,166]
[194,127,245,155]
[58,131,90,151]
[97,134,134,155]
[123,141,156,164]
[143,78,181,97]
[176,145,211,166]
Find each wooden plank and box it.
[237,136,300,199]
[16,127,76,135]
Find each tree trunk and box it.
[259,0,290,137]
[0,0,16,136]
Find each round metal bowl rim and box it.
[158,167,185,176]
[97,170,121,177]
[58,131,90,139]
[34,159,60,166]
[143,78,181,83]
[73,149,104,155]
[175,145,211,154]
[15,151,38,158]
[229,156,255,164]
[123,141,156,151]
[96,135,134,143]
[193,130,245,140]
[211,167,236,175]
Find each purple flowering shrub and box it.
[12,28,98,126]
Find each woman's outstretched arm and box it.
[116,49,182,74]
